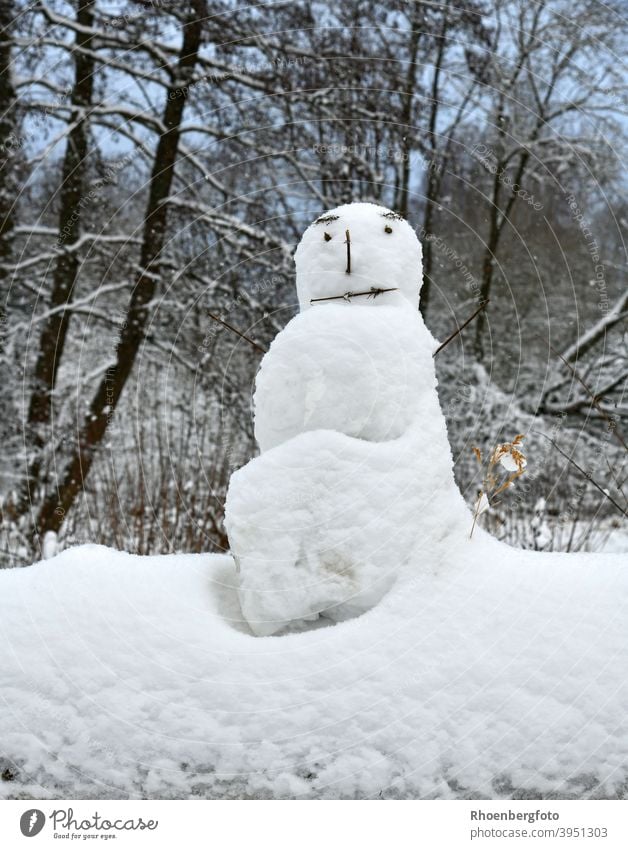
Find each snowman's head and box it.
[294,202,422,312]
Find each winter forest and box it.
[0,0,625,564]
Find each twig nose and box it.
[345,228,351,274]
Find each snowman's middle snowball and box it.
[254,304,433,452]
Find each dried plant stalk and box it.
[470,435,527,538]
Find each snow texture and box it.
[1,541,627,799]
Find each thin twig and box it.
[433,300,489,357]
[539,334,628,453]
[310,287,398,304]
[533,430,627,518]
[345,228,351,274]
[206,311,267,354]
[604,456,628,506]
[470,490,484,539]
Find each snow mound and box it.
[1,541,627,799]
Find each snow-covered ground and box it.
[1,537,627,799]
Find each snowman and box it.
[225,202,471,636]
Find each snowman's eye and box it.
[324,232,332,241]
[384,225,393,234]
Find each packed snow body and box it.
[1,543,627,800]
[226,202,469,635]
[228,420,469,636]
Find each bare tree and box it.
[19,0,96,514]
[418,1,491,316]
[34,0,208,541]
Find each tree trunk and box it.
[474,146,532,360]
[419,11,447,318]
[19,0,95,512]
[396,13,423,220]
[35,2,206,541]
[420,167,438,318]
[473,169,501,361]
[0,0,19,486]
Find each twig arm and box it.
[207,311,267,354]
[433,300,489,357]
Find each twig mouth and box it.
[345,228,351,274]
[310,286,398,304]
